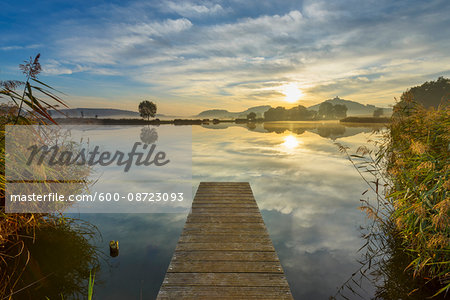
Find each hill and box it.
[196,105,271,119]
[308,97,392,116]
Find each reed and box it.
[0,54,93,299]
[385,97,449,296]
[88,270,95,300]
[334,94,449,298]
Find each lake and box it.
[13,121,386,299]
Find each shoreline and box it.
[53,117,390,125]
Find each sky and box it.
[1,0,449,116]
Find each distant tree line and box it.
[373,108,384,117]
[263,103,347,121]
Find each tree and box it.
[333,104,347,119]
[373,108,384,117]
[247,112,256,121]
[399,77,449,109]
[264,105,317,121]
[288,105,309,120]
[307,110,317,120]
[318,102,333,119]
[138,100,157,121]
[264,106,287,121]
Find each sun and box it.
[282,83,303,103]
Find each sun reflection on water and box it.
[282,135,300,150]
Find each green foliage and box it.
[373,108,384,117]
[264,105,317,121]
[385,103,449,292]
[247,112,256,120]
[264,106,286,121]
[0,55,95,299]
[2,218,100,299]
[318,102,347,119]
[318,101,333,118]
[396,77,450,109]
[0,54,67,124]
[88,270,95,300]
[335,84,449,297]
[138,100,157,121]
[263,102,347,121]
[333,104,348,119]
[288,105,313,120]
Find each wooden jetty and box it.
[157,182,293,299]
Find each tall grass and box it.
[0,54,95,299]
[385,98,449,295]
[88,270,95,300]
[3,218,100,299]
[334,96,449,298]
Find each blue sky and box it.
[1,0,449,115]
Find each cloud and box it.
[126,18,193,36]
[42,59,120,76]
[4,0,449,112]
[0,44,41,51]
[42,60,80,75]
[162,1,225,17]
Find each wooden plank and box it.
[178,234,270,243]
[157,182,293,299]
[183,222,266,230]
[175,242,275,251]
[191,203,257,208]
[194,194,254,197]
[162,273,290,287]
[189,212,262,217]
[191,207,260,212]
[182,228,267,236]
[168,261,283,273]
[172,251,279,262]
[157,286,293,299]
[192,198,256,202]
[186,216,263,223]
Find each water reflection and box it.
[75,213,187,300]
[262,121,382,140]
[140,126,159,144]
[12,122,387,299]
[281,135,300,150]
[203,121,384,141]
[5,220,100,299]
[191,123,384,299]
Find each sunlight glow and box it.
[282,135,299,149]
[282,83,303,103]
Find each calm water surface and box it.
[17,121,385,299]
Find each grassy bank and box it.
[1,55,97,298]
[384,101,449,295]
[52,117,260,125]
[336,80,449,297]
[340,116,391,123]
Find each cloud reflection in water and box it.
[192,122,383,299]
